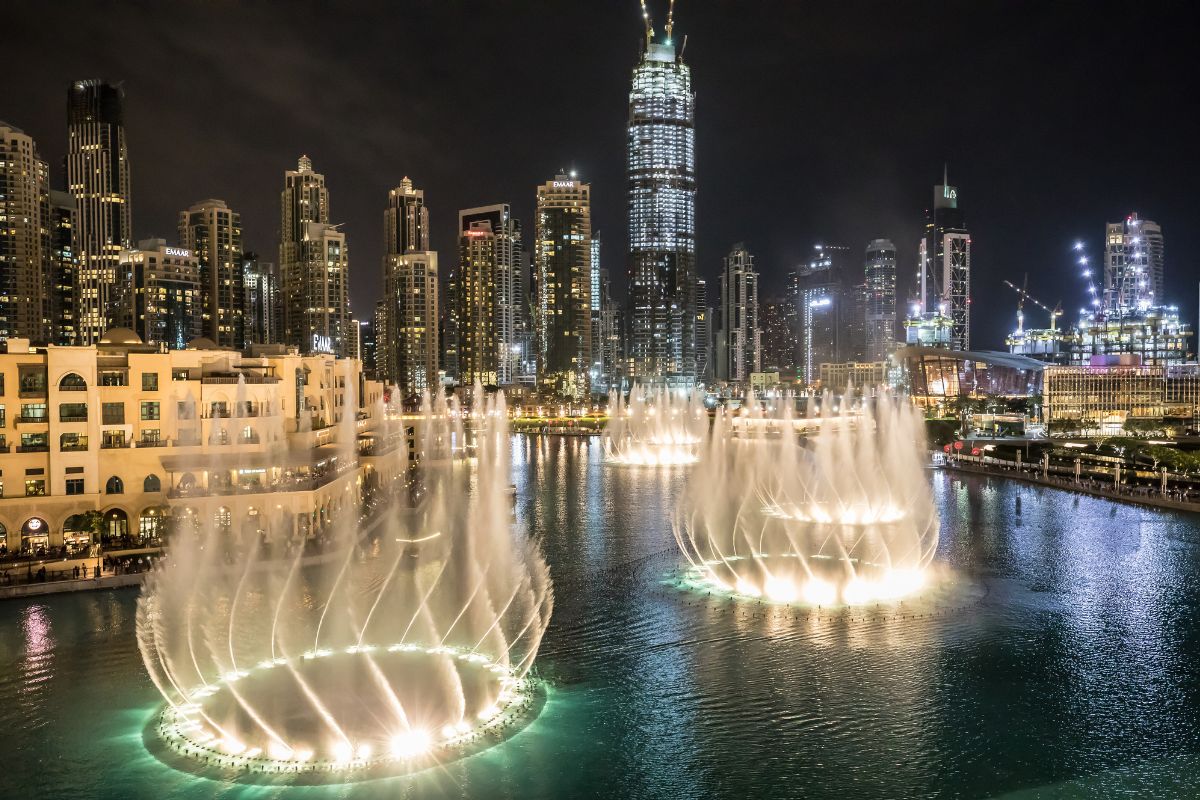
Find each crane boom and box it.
[1003,280,1063,332]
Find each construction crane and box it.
[1004,278,1063,333]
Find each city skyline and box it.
[7,2,1198,354]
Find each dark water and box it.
[3,435,1200,799]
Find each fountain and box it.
[602,384,707,466]
[674,393,938,605]
[137,386,553,779]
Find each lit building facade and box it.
[457,205,522,386]
[819,361,888,392]
[535,176,592,399]
[0,122,53,344]
[627,36,697,386]
[1045,358,1200,435]
[1071,305,1191,367]
[0,335,393,555]
[864,238,897,361]
[1105,213,1163,309]
[179,199,243,348]
[124,239,201,350]
[795,244,853,385]
[66,81,132,345]
[893,346,1044,412]
[379,180,439,398]
[278,157,350,357]
[717,243,760,382]
[759,298,794,375]
[49,191,79,346]
[918,170,970,350]
[242,252,280,347]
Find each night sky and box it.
[7,1,1199,351]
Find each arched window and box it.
[144,474,161,493]
[106,476,124,494]
[58,372,87,391]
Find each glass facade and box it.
[628,41,697,385]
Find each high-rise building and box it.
[717,243,760,382]
[590,236,604,391]
[759,299,794,375]
[382,251,439,398]
[795,244,854,385]
[66,80,132,344]
[378,180,439,397]
[597,267,623,391]
[1104,212,1163,309]
[358,319,376,381]
[242,252,280,346]
[278,156,351,356]
[696,278,712,383]
[535,175,593,399]
[179,199,244,348]
[0,122,53,343]
[49,190,79,345]
[440,270,461,384]
[627,19,697,386]
[864,238,898,361]
[918,167,970,350]
[457,205,522,386]
[124,238,201,350]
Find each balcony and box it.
[201,375,280,385]
[100,440,130,450]
[167,468,347,499]
[0,444,10,453]
[18,387,47,399]
[58,384,87,392]
[15,415,48,425]
[17,445,50,453]
[60,443,89,453]
[137,439,168,448]
[59,414,88,423]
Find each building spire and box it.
[665,0,676,42]
[942,161,948,186]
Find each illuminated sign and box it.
[552,181,576,188]
[312,334,332,353]
[27,518,43,531]
[943,186,957,201]
[164,246,191,257]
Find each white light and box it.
[390,729,431,758]
[763,576,798,602]
[802,578,836,605]
[356,743,373,760]
[842,578,872,605]
[267,741,293,760]
[734,578,762,597]
[331,741,353,763]
[478,705,501,721]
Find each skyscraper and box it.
[379,180,439,397]
[48,190,79,345]
[590,236,604,391]
[124,238,201,350]
[242,252,280,346]
[278,156,351,356]
[627,13,697,386]
[0,122,52,343]
[535,175,593,399]
[717,243,760,382]
[795,244,853,385]
[864,238,898,361]
[918,167,970,350]
[179,199,244,348]
[457,204,522,386]
[758,299,794,375]
[1104,212,1163,309]
[696,277,712,383]
[66,80,132,344]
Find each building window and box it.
[65,478,85,495]
[102,402,124,425]
[140,429,161,444]
[59,403,88,422]
[20,403,47,422]
[0,373,5,395]
[144,474,161,493]
[106,476,124,494]
[18,366,47,396]
[0,405,5,427]
[172,368,190,381]
[19,432,48,452]
[101,431,127,449]
[142,372,159,391]
[25,479,46,497]
[140,401,160,421]
[60,433,88,451]
[99,371,128,387]
[58,372,87,391]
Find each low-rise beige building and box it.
[0,331,400,556]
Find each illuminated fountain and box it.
[674,393,938,605]
[137,387,553,779]
[602,384,707,466]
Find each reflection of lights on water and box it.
[692,563,928,606]
[156,642,537,773]
[765,502,907,525]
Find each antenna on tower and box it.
[665,0,676,42]
[639,0,654,48]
